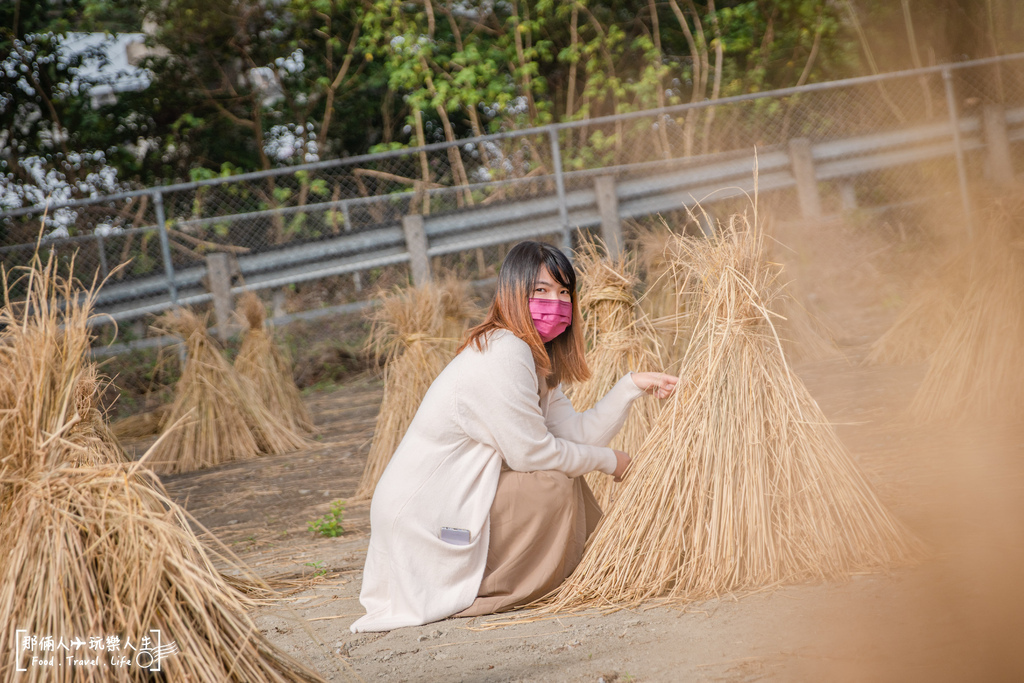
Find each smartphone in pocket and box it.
[440,526,471,546]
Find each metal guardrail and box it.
[4,53,1024,334]
[73,111,1024,322]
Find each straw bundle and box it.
[148,309,311,475]
[61,365,128,466]
[567,237,663,511]
[234,292,313,433]
[546,216,916,611]
[353,284,450,501]
[0,251,323,682]
[865,252,966,366]
[0,252,119,479]
[908,205,1024,422]
[438,274,480,344]
[0,465,323,683]
[635,225,683,364]
[774,283,842,362]
[111,405,170,440]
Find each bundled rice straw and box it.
[546,215,916,611]
[908,202,1024,421]
[567,236,663,511]
[234,291,313,433]
[865,252,966,366]
[148,309,311,475]
[774,281,843,362]
[111,405,170,440]
[635,224,682,363]
[63,365,128,466]
[0,250,324,682]
[758,220,842,363]
[438,274,480,344]
[353,284,450,501]
[0,466,324,683]
[0,251,122,478]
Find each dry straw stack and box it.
[235,291,313,433]
[865,252,966,366]
[0,252,323,682]
[568,236,663,511]
[64,365,128,466]
[907,201,1024,422]
[111,405,169,440]
[773,280,842,362]
[635,224,685,366]
[546,215,916,611]
[0,252,124,477]
[0,467,324,683]
[438,274,480,345]
[353,283,452,501]
[148,308,311,475]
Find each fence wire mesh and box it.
[3,55,1024,345]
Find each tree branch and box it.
[319,21,361,151]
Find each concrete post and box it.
[788,137,822,219]
[96,233,109,279]
[839,181,858,211]
[205,252,234,344]
[342,201,361,291]
[594,175,623,259]
[476,247,487,278]
[982,104,1015,185]
[401,214,432,287]
[272,288,287,319]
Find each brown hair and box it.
[459,241,590,388]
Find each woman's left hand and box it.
[630,372,679,399]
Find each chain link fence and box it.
[3,53,1024,350]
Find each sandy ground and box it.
[128,355,1024,683]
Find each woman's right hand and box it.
[612,450,631,482]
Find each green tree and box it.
[0,0,152,240]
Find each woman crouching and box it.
[350,240,677,632]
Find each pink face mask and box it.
[528,298,573,343]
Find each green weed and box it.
[308,500,346,537]
[303,560,328,577]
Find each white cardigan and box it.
[350,329,645,633]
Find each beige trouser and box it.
[457,469,603,617]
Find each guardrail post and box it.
[942,67,975,237]
[839,182,858,211]
[342,200,361,290]
[402,214,432,287]
[272,288,287,318]
[788,138,822,219]
[548,127,572,252]
[95,233,109,279]
[153,190,179,304]
[594,175,623,259]
[205,252,234,344]
[982,104,1015,185]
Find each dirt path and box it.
[131,356,1024,683]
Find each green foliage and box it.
[7,0,1018,217]
[303,560,328,577]
[307,500,346,537]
